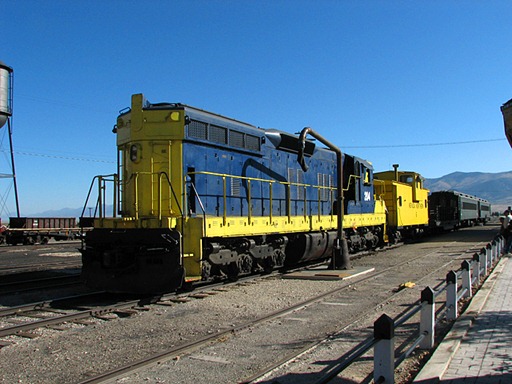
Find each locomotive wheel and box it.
[227,262,240,281]
[263,256,275,274]
[201,260,212,280]
[237,254,253,275]
[24,237,35,245]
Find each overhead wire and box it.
[342,138,506,149]
[0,148,115,163]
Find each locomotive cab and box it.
[81,94,188,293]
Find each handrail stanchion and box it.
[446,271,458,321]
[374,314,395,384]
[461,260,472,299]
[98,176,103,219]
[420,287,435,349]
[483,247,489,276]
[113,173,118,218]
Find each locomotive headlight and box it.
[130,144,140,162]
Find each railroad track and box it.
[74,238,489,384]
[0,240,82,248]
[0,241,82,276]
[242,242,493,384]
[0,292,145,343]
[0,260,81,274]
[241,252,469,383]
[0,271,285,344]
[0,273,83,295]
[0,226,499,383]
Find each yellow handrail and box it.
[187,170,338,223]
[88,170,363,224]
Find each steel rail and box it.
[0,260,80,272]
[243,244,488,384]
[76,244,449,384]
[0,299,145,338]
[0,274,81,294]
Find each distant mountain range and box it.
[424,171,512,210]
[25,171,512,217]
[28,207,86,219]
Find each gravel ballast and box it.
[0,225,499,383]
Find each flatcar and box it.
[428,191,491,230]
[374,164,430,243]
[80,94,388,293]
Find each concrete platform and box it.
[282,266,375,281]
[413,255,512,383]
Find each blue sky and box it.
[2,0,512,216]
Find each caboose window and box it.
[400,175,414,184]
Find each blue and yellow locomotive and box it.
[81,94,388,293]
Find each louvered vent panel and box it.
[188,120,207,140]
[229,130,245,148]
[246,134,260,151]
[209,125,227,144]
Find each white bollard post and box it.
[461,260,472,299]
[374,314,395,384]
[420,287,435,349]
[484,245,491,276]
[479,250,486,277]
[472,253,480,284]
[446,271,458,321]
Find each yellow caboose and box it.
[374,164,429,242]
